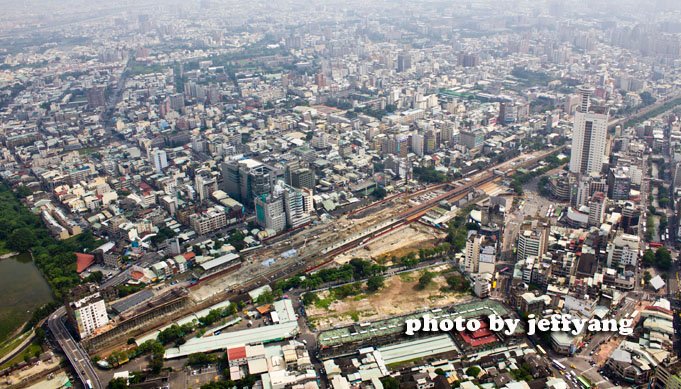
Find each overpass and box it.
[48,306,102,389]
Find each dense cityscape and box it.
[0,0,680,388]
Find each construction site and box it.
[306,264,470,330]
[334,223,445,265]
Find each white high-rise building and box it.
[195,170,218,202]
[517,223,549,262]
[282,183,311,229]
[569,86,609,175]
[607,233,640,268]
[66,284,109,339]
[463,233,481,274]
[255,194,286,233]
[152,149,168,173]
[411,133,424,156]
[588,191,607,227]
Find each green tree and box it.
[7,227,35,252]
[108,378,129,389]
[445,273,470,293]
[227,230,247,251]
[255,290,275,305]
[465,366,481,377]
[642,249,655,267]
[373,186,387,199]
[416,271,435,290]
[149,353,164,374]
[639,91,656,106]
[34,328,46,345]
[366,275,385,292]
[302,292,319,306]
[187,353,217,367]
[380,376,400,389]
[15,185,32,198]
[643,271,652,283]
[655,247,673,271]
[85,271,104,283]
[413,166,447,183]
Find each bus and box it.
[537,345,546,355]
[577,376,591,388]
[552,359,566,371]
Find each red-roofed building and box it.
[456,317,500,349]
[139,182,153,193]
[76,253,95,273]
[227,346,247,366]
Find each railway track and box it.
[303,146,565,273]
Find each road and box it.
[47,306,102,389]
[557,294,643,389]
[289,293,328,389]
[0,330,36,366]
[607,92,681,131]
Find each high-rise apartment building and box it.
[255,194,286,233]
[517,221,550,261]
[464,233,481,274]
[459,129,484,150]
[606,233,640,268]
[255,181,314,233]
[570,86,609,175]
[571,173,608,208]
[189,207,228,235]
[66,283,109,339]
[152,149,168,173]
[424,130,438,154]
[195,170,218,202]
[607,167,632,200]
[282,184,312,229]
[411,133,424,156]
[169,93,185,111]
[289,168,315,190]
[588,191,607,227]
[397,52,412,73]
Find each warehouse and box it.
[164,321,299,359]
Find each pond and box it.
[0,253,52,343]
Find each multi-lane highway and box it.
[48,306,102,389]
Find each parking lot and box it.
[168,365,221,389]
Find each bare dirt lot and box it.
[334,223,445,265]
[306,265,471,330]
